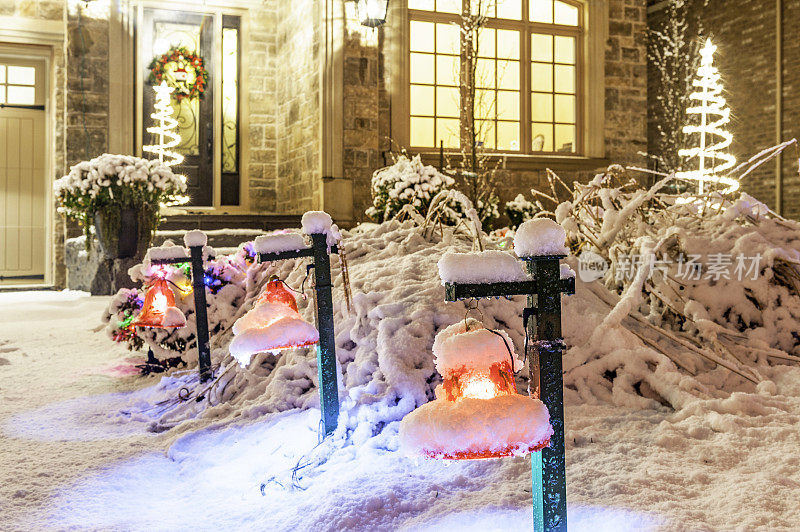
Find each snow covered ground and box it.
[2,290,799,530]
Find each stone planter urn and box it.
[94,204,157,260]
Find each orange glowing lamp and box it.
[131,278,187,329]
[399,319,554,460]
[256,276,299,311]
[229,276,319,366]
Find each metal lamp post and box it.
[146,237,214,383]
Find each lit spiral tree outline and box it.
[143,81,185,168]
[143,81,189,206]
[676,39,738,194]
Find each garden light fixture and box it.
[131,277,187,329]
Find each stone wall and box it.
[647,0,800,217]
[65,3,108,168]
[606,0,648,163]
[343,26,383,222]
[247,4,278,212]
[274,0,322,213]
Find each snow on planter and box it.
[254,233,307,255]
[399,318,553,459]
[437,250,529,285]
[513,218,569,257]
[229,277,319,366]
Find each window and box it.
[407,0,582,154]
[0,64,37,106]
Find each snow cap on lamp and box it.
[301,210,342,247]
[514,218,568,257]
[184,230,207,248]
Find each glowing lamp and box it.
[229,276,319,366]
[131,278,187,328]
[256,276,299,311]
[354,0,389,27]
[399,319,554,460]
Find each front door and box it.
[0,57,46,285]
[140,9,214,206]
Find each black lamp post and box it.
[354,0,389,27]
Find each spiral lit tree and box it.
[676,39,738,194]
[143,81,185,168]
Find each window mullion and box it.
[521,26,531,154]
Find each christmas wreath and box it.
[148,46,208,101]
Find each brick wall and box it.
[648,0,800,216]
[778,0,800,217]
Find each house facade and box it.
[0,0,648,289]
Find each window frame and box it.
[391,0,606,163]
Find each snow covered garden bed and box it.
[4,165,800,529]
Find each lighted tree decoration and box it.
[143,81,185,168]
[676,38,738,194]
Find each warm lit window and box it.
[408,0,582,154]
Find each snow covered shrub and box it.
[54,154,187,245]
[366,154,455,222]
[504,193,537,229]
[536,162,800,409]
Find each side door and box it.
[0,58,46,285]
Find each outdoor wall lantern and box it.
[354,0,389,27]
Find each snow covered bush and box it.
[54,154,187,245]
[366,154,455,222]
[534,163,800,408]
[504,193,537,229]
